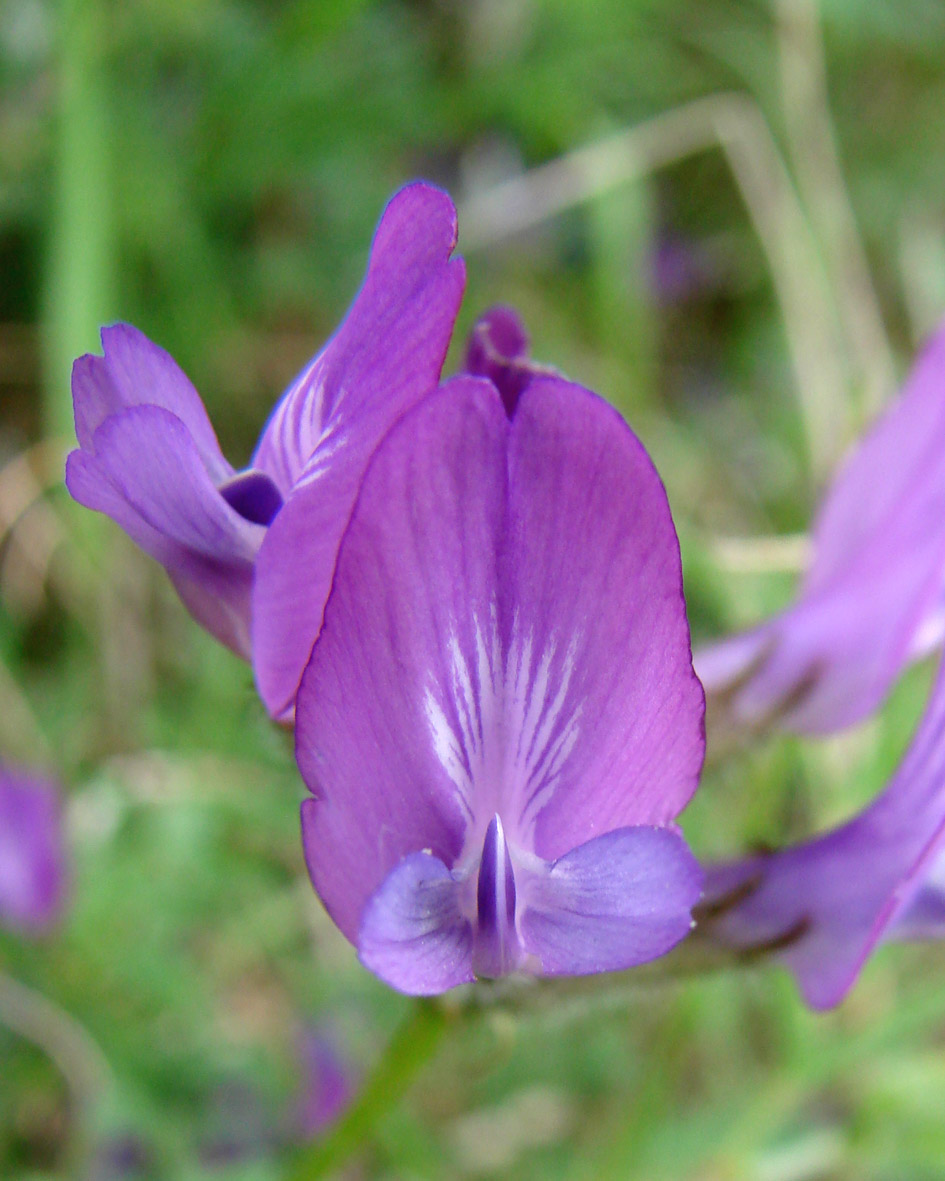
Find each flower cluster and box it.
[64,182,945,1005]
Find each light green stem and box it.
[44,0,115,440]
[288,998,452,1180]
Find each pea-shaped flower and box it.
[695,321,945,734]
[296,370,705,994]
[66,184,465,717]
[703,653,945,1009]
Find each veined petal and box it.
[505,379,704,857]
[253,184,463,491]
[703,655,945,1009]
[72,323,229,480]
[357,852,474,996]
[251,183,466,715]
[296,370,704,987]
[0,769,67,935]
[66,405,264,656]
[695,320,945,734]
[520,826,702,974]
[297,379,508,940]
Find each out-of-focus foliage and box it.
[2,0,945,1176]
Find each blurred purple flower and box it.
[0,768,67,935]
[702,654,945,1009]
[66,184,465,718]
[649,237,718,305]
[297,1028,354,1139]
[296,343,705,994]
[695,321,945,734]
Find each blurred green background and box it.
[3,0,945,1176]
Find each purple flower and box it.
[702,654,945,1009]
[297,1027,354,1140]
[0,768,67,935]
[296,355,705,994]
[695,321,945,734]
[66,184,465,717]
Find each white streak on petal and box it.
[422,610,583,846]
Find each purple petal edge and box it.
[358,853,474,996]
[521,826,703,975]
[702,653,945,1008]
[694,319,945,735]
[252,182,466,717]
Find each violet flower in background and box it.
[296,333,705,994]
[67,183,465,717]
[702,652,945,1009]
[297,1027,354,1140]
[695,320,945,734]
[0,768,67,935]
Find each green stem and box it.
[288,998,453,1180]
[44,0,115,440]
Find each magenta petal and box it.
[705,656,945,1008]
[0,769,67,935]
[506,379,704,856]
[358,853,474,995]
[252,183,465,716]
[695,321,945,733]
[72,323,228,478]
[66,405,263,656]
[520,827,702,975]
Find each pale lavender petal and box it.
[807,323,945,590]
[695,321,945,733]
[252,183,465,716]
[464,306,555,415]
[506,378,704,857]
[889,865,945,941]
[66,406,263,656]
[696,541,944,733]
[520,826,702,974]
[297,378,507,939]
[0,769,67,934]
[357,852,474,995]
[72,323,228,479]
[704,655,945,1008]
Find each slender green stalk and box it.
[44,0,115,440]
[0,968,112,1172]
[288,998,453,1180]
